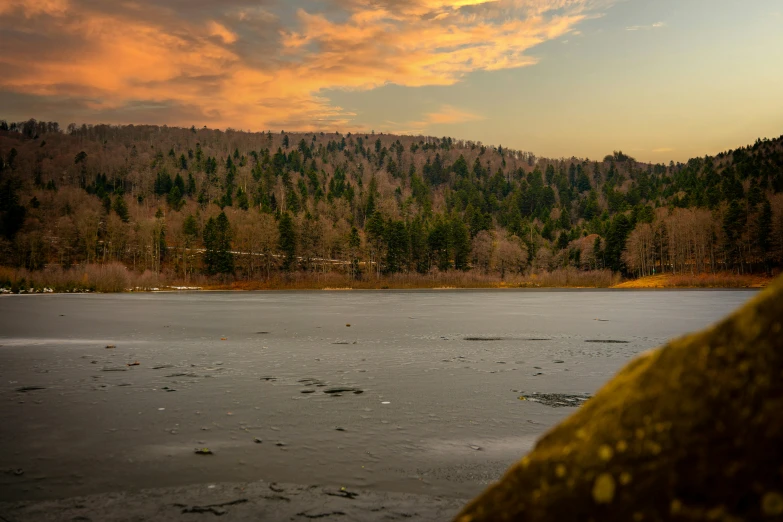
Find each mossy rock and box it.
[456,277,783,522]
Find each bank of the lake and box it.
[0,263,773,294]
[613,272,772,289]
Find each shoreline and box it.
[3,265,771,294]
[1,270,772,294]
[0,283,769,295]
[1,281,771,295]
[0,285,767,295]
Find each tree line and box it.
[1,118,782,282]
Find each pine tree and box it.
[605,214,632,272]
[557,231,570,250]
[451,218,471,270]
[167,186,183,210]
[365,212,386,275]
[203,211,234,274]
[723,201,746,268]
[384,220,409,274]
[558,209,572,230]
[428,219,452,272]
[757,199,772,273]
[408,218,429,274]
[174,173,185,194]
[183,214,199,238]
[113,195,129,222]
[278,212,297,271]
[593,236,603,269]
[0,176,26,240]
[236,187,249,210]
[187,173,196,196]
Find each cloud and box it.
[0,0,69,17]
[209,21,238,44]
[0,0,614,130]
[626,21,665,31]
[375,105,485,135]
[423,105,485,125]
[652,147,674,153]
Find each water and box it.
[0,289,756,502]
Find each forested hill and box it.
[0,119,781,282]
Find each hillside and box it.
[0,119,781,289]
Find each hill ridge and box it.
[0,119,781,284]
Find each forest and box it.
[0,118,782,290]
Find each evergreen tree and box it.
[365,212,386,274]
[174,173,185,195]
[605,214,632,272]
[278,212,297,271]
[593,236,603,269]
[541,220,554,241]
[723,200,746,267]
[167,185,183,210]
[384,220,409,274]
[408,217,430,274]
[187,173,196,196]
[545,164,555,185]
[102,195,112,214]
[183,214,199,238]
[236,187,249,210]
[558,209,572,230]
[154,171,173,196]
[0,177,26,240]
[758,199,772,273]
[557,231,570,250]
[285,188,300,214]
[451,218,471,270]
[722,174,744,202]
[428,219,452,271]
[113,195,129,222]
[203,211,234,274]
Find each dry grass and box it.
[3,265,765,293]
[0,263,167,293]
[195,268,622,291]
[519,268,622,288]
[613,273,772,289]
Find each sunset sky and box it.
[1,0,781,162]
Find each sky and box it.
[0,0,781,163]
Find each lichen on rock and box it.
[455,276,783,522]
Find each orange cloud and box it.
[209,21,238,44]
[0,0,69,17]
[424,105,485,125]
[379,105,485,135]
[0,0,611,131]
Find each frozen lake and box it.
[0,289,757,502]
